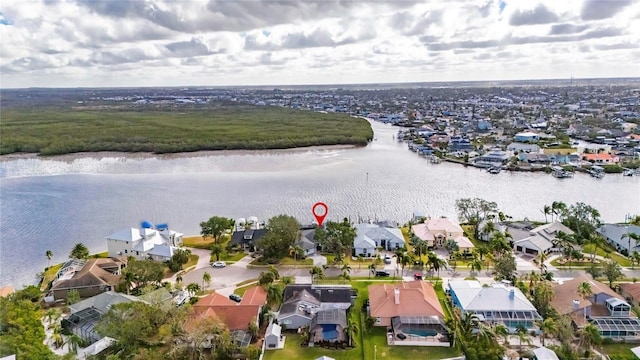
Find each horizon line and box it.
[2,76,640,91]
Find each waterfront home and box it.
[474,148,509,167]
[352,223,405,258]
[507,142,541,153]
[512,222,574,256]
[448,136,474,152]
[277,285,353,330]
[582,153,620,164]
[447,280,542,333]
[411,218,472,253]
[368,281,449,347]
[106,222,183,261]
[298,226,318,257]
[230,228,268,250]
[550,275,640,341]
[596,224,640,255]
[518,153,551,166]
[48,258,125,301]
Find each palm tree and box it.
[476,245,489,261]
[468,256,482,277]
[542,205,551,223]
[536,252,549,275]
[266,284,283,308]
[551,201,567,222]
[578,281,593,322]
[515,325,531,349]
[202,271,211,289]
[289,244,304,263]
[631,251,640,270]
[344,318,359,347]
[577,323,602,350]
[187,283,201,296]
[66,333,83,354]
[210,243,225,262]
[368,263,376,279]
[537,317,557,347]
[45,308,61,329]
[482,221,496,241]
[46,250,53,269]
[310,266,324,283]
[492,323,509,346]
[413,239,429,263]
[357,255,364,270]
[622,232,640,256]
[51,323,64,348]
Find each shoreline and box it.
[0,144,358,162]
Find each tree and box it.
[266,284,283,308]
[536,252,549,274]
[577,323,602,350]
[413,239,429,261]
[493,254,517,282]
[468,256,482,276]
[631,251,640,270]
[515,325,531,348]
[622,232,640,256]
[124,259,165,289]
[427,252,446,278]
[289,244,304,263]
[210,242,225,262]
[51,323,65,348]
[186,283,201,296]
[248,320,259,339]
[257,215,300,263]
[259,271,276,287]
[66,333,83,354]
[344,318,359,347]
[563,202,601,240]
[455,197,498,239]
[316,219,356,260]
[200,216,234,243]
[542,205,551,223]
[202,271,211,289]
[45,250,53,268]
[309,266,324,284]
[368,263,376,278]
[66,289,80,305]
[578,281,593,322]
[357,255,364,270]
[444,239,459,253]
[69,242,89,259]
[602,259,623,288]
[551,201,567,222]
[167,248,191,272]
[537,317,556,347]
[0,289,54,359]
[532,280,554,317]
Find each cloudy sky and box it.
[1,0,639,88]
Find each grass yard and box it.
[279,257,314,266]
[164,254,199,278]
[90,251,109,258]
[1,105,373,155]
[40,263,63,291]
[582,244,632,266]
[262,334,358,360]
[598,342,636,360]
[362,328,461,360]
[182,236,213,249]
[211,251,247,263]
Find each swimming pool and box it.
[401,327,438,337]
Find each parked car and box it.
[229,294,242,303]
[384,255,392,264]
[414,273,423,281]
[212,261,227,268]
[375,270,390,277]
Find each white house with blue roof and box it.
[106,222,183,261]
[447,280,542,333]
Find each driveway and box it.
[182,260,262,291]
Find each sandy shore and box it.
[0,144,357,162]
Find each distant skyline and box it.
[1,0,639,88]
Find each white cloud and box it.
[0,0,638,87]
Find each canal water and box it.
[1,120,638,287]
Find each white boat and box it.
[589,165,605,179]
[487,166,501,174]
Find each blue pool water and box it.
[321,324,338,340]
[402,327,437,337]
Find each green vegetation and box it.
[1,105,373,155]
[182,235,215,249]
[583,244,632,266]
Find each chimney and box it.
[509,289,515,300]
[394,288,400,305]
[573,299,580,311]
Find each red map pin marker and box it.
[312,202,328,227]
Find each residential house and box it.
[474,148,509,166]
[412,218,473,254]
[620,283,640,306]
[518,153,551,166]
[230,228,268,250]
[106,222,183,261]
[265,322,284,349]
[368,281,449,346]
[596,224,640,255]
[298,226,318,257]
[277,285,354,330]
[448,280,542,333]
[192,286,267,346]
[550,275,640,341]
[507,142,541,153]
[582,153,620,164]
[478,220,507,242]
[512,222,574,256]
[62,291,141,343]
[49,258,125,301]
[514,131,540,142]
[352,223,405,258]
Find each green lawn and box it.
[582,244,632,266]
[40,263,63,291]
[90,251,109,258]
[263,334,357,360]
[598,342,636,360]
[183,236,214,249]
[211,251,246,263]
[362,328,460,360]
[279,257,314,266]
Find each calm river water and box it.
[1,120,638,287]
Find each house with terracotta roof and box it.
[551,275,640,341]
[192,286,267,346]
[620,283,640,306]
[368,281,450,346]
[412,218,473,254]
[448,280,542,333]
[582,153,620,164]
[48,258,125,301]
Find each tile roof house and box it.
[412,218,472,252]
[193,286,267,334]
[448,280,542,333]
[620,283,640,306]
[277,285,354,330]
[352,223,405,258]
[582,153,620,164]
[49,258,125,301]
[597,224,640,255]
[368,281,450,346]
[513,222,574,256]
[551,275,640,341]
[106,223,183,261]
